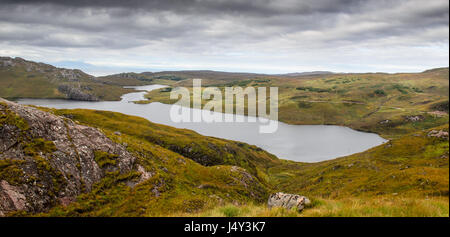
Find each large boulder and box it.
[268,192,310,212]
[58,84,99,101]
[427,129,449,140]
[0,98,136,215]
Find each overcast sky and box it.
[0,0,448,75]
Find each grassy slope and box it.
[0,68,65,99]
[82,83,136,101]
[96,75,150,86]
[2,66,448,216]
[0,69,136,101]
[16,107,447,217]
[172,124,449,217]
[174,197,448,217]
[268,124,449,199]
[0,59,136,101]
[20,108,276,217]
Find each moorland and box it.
[0,57,448,216]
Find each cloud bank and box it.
[0,0,448,75]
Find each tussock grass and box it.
[169,197,449,217]
[8,99,447,217]
[26,108,447,217]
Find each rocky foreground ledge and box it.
[0,98,147,216]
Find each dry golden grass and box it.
[170,196,449,217]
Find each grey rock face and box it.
[427,130,449,140]
[404,115,424,122]
[58,84,98,101]
[0,98,136,215]
[268,192,310,212]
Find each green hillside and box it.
[7,107,445,217]
[139,68,449,139]
[0,60,448,217]
[0,57,136,101]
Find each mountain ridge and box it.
[0,57,136,101]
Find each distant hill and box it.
[278,71,334,77]
[104,70,336,82]
[422,67,449,76]
[102,70,266,84]
[101,70,336,87]
[1,56,448,101]
[0,57,134,101]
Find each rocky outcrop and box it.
[0,98,137,215]
[427,130,449,140]
[58,84,98,101]
[430,100,449,113]
[268,192,310,212]
[404,115,424,122]
[379,119,391,124]
[428,111,448,117]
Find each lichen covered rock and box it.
[0,98,136,215]
[268,192,310,212]
[427,129,449,140]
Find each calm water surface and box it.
[18,84,387,162]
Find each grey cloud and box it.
[0,0,368,16]
[0,0,447,48]
[0,0,447,73]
